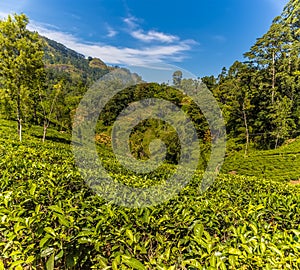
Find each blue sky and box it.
[0,0,289,78]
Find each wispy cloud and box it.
[1,10,195,67]
[123,15,181,44]
[0,11,11,19]
[70,13,81,20]
[28,21,194,67]
[106,25,118,38]
[123,16,139,29]
[131,30,178,43]
[212,35,226,43]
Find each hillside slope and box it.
[1,118,300,268]
[222,139,300,182]
[43,36,110,83]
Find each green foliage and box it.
[222,136,300,181]
[1,119,300,269]
[41,37,110,133]
[269,96,295,148]
[0,3,300,268]
[172,70,183,86]
[43,36,109,85]
[209,0,300,150]
[96,82,210,166]
[0,14,110,141]
[0,13,45,141]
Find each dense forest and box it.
[203,0,300,152]
[1,0,300,269]
[1,1,300,153]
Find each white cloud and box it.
[106,25,118,38]
[131,30,179,43]
[0,11,11,19]
[123,16,139,29]
[28,22,194,67]
[123,15,182,44]
[1,11,195,67]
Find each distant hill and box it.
[27,36,114,130]
[42,36,111,83]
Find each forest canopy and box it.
[0,1,299,152]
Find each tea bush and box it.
[1,120,300,269]
[221,139,300,182]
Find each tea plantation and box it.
[1,119,300,269]
[221,140,300,182]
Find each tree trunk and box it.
[243,102,249,157]
[42,120,49,143]
[17,93,22,142]
[271,51,276,104]
[33,100,38,124]
[275,133,279,149]
[18,119,22,142]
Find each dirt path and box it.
[290,180,300,185]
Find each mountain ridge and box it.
[42,36,111,83]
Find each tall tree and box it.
[242,0,300,147]
[269,96,295,148]
[172,70,182,86]
[244,16,286,104]
[213,61,256,154]
[39,80,63,142]
[0,14,45,141]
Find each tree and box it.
[39,80,62,142]
[172,70,182,86]
[213,61,258,153]
[244,16,287,104]
[269,96,295,148]
[201,75,217,91]
[0,14,45,141]
[244,1,299,104]
[242,0,300,148]
[282,0,300,41]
